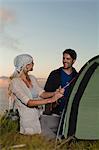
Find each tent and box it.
[58,55,99,140]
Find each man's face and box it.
[62,53,75,69]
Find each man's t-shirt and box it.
[58,68,77,113]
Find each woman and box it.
[9,54,64,136]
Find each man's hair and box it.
[63,49,77,60]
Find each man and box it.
[44,49,78,115]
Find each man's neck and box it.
[62,67,73,75]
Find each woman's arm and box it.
[27,92,63,107]
[40,87,64,99]
[40,91,55,98]
[11,78,64,108]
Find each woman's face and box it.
[26,61,34,72]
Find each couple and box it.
[8,49,77,139]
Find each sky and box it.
[0,0,99,78]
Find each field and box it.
[0,114,99,150]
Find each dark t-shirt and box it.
[59,68,77,112]
[44,67,78,115]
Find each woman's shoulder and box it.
[11,77,21,84]
[9,78,21,90]
[29,75,39,85]
[29,74,37,80]
[11,77,19,81]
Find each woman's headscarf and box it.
[14,54,33,73]
[11,54,33,78]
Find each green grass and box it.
[0,114,99,150]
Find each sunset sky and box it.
[0,0,99,78]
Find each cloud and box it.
[0,8,14,20]
[0,8,22,51]
[0,8,15,32]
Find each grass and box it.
[0,114,99,150]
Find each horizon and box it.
[0,77,47,88]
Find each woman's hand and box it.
[55,86,65,95]
[51,92,63,103]
[49,86,64,105]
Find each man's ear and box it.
[73,59,76,64]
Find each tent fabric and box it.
[58,55,99,140]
